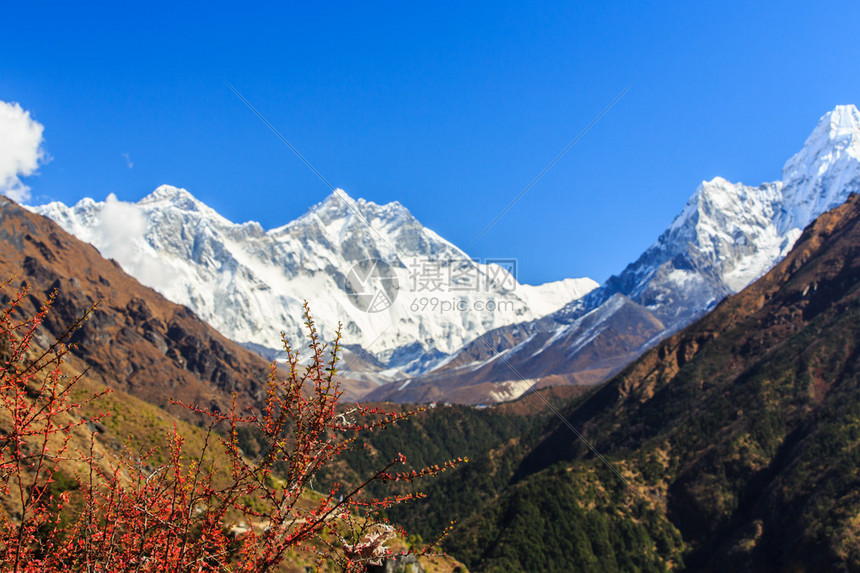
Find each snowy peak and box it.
[667,105,860,290]
[304,189,410,221]
[140,185,211,212]
[306,189,360,221]
[30,186,597,374]
[282,190,416,238]
[277,189,461,267]
[559,104,860,332]
[806,104,860,146]
[140,184,193,203]
[447,104,860,403]
[782,105,860,183]
[779,105,860,236]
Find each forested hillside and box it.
[343,193,860,572]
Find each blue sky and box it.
[2,1,859,284]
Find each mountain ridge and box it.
[390,190,860,572]
[0,194,275,418]
[562,104,860,327]
[31,187,597,378]
[369,104,860,404]
[504,190,860,570]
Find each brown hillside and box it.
[0,196,272,418]
[495,192,860,571]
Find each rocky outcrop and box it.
[367,554,425,573]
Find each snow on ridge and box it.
[517,277,599,316]
[487,379,537,403]
[30,186,596,373]
[778,105,860,236]
[29,105,860,384]
[558,105,860,332]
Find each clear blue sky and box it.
[3,1,859,284]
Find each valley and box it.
[3,91,860,571]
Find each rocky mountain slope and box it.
[0,195,467,571]
[0,195,278,415]
[365,293,665,404]
[561,104,860,329]
[371,104,860,404]
[395,190,860,571]
[31,188,596,376]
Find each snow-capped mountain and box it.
[31,188,597,374]
[365,292,665,404]
[369,104,860,404]
[559,104,860,331]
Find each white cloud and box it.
[0,100,47,203]
[92,194,174,290]
[122,152,133,169]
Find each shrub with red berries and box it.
[0,282,463,572]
